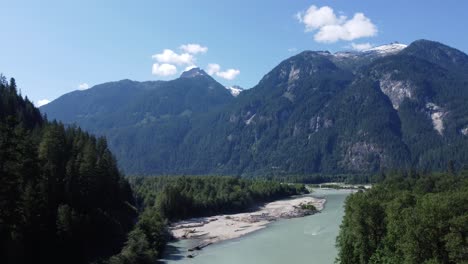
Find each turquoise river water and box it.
[161,189,352,264]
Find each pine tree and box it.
[0,75,136,264]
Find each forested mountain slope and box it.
[42,40,468,175]
[41,68,234,173]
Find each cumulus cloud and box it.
[152,49,194,65]
[351,42,373,51]
[180,44,208,54]
[216,69,240,80]
[206,63,221,75]
[296,5,343,32]
[296,5,377,43]
[152,63,177,76]
[78,83,89,90]
[206,63,240,80]
[36,99,50,107]
[151,44,241,80]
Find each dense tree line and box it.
[0,76,136,264]
[261,173,372,184]
[130,176,308,220]
[336,170,468,264]
[106,208,168,264]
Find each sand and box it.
[170,196,326,247]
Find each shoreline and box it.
[169,195,326,253]
[309,182,372,190]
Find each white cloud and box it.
[216,69,240,80]
[152,49,194,65]
[296,5,377,43]
[351,42,373,51]
[288,48,298,52]
[206,63,240,80]
[184,65,198,71]
[296,6,344,32]
[78,83,89,90]
[151,44,241,81]
[36,99,50,107]
[180,44,208,54]
[206,63,221,75]
[152,63,178,76]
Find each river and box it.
[161,189,352,264]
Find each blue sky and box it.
[1,0,467,106]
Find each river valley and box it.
[162,189,352,264]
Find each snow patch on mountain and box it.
[426,103,446,135]
[366,43,408,55]
[460,126,468,136]
[333,52,358,58]
[332,43,407,59]
[226,85,243,97]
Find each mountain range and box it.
[41,40,468,176]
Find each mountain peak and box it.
[226,85,244,97]
[332,43,407,58]
[401,39,468,70]
[180,67,209,78]
[366,42,408,55]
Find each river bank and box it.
[162,189,352,263]
[169,196,326,248]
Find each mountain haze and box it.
[41,40,468,175]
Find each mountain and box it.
[42,68,233,127]
[42,40,468,175]
[226,85,244,97]
[41,67,234,174]
[365,42,408,55]
[329,43,408,72]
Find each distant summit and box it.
[226,85,244,97]
[333,42,408,58]
[181,68,244,97]
[180,67,208,78]
[365,43,408,55]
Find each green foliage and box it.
[130,176,308,221]
[299,202,317,211]
[107,209,169,264]
[107,229,156,264]
[0,77,136,264]
[336,171,468,264]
